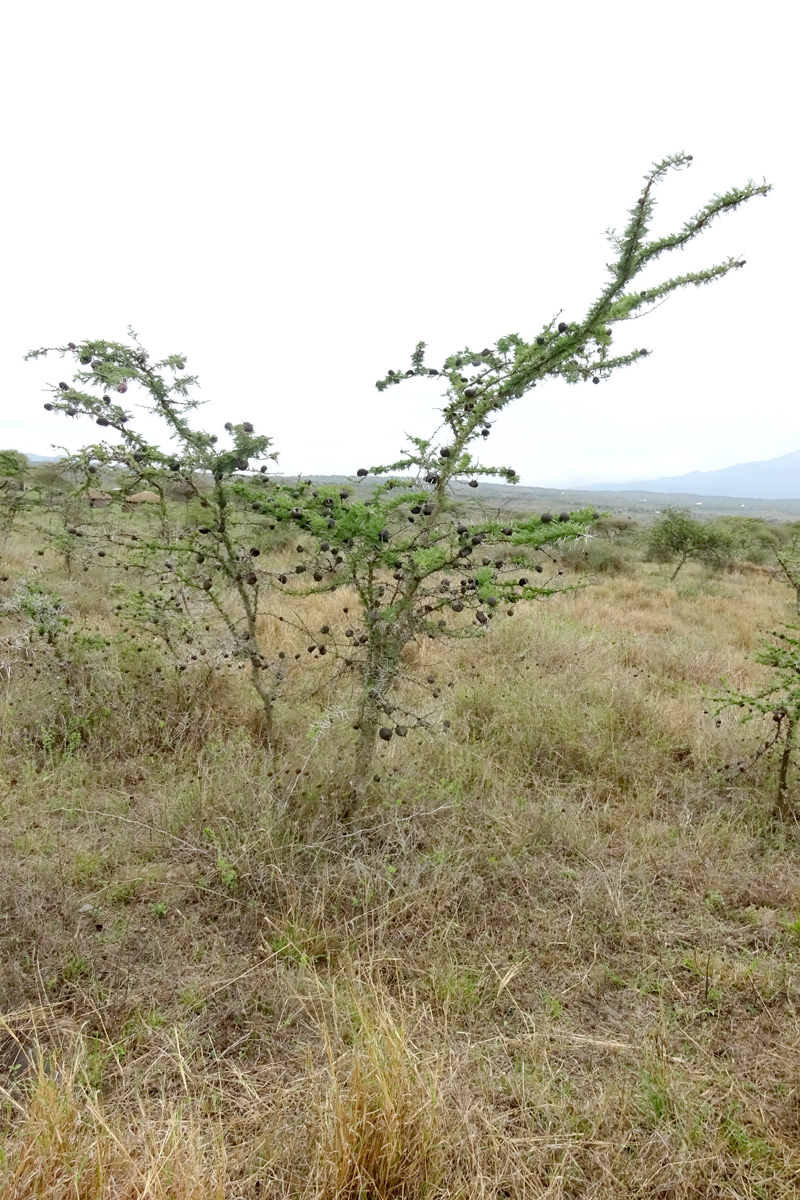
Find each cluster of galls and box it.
[272,536,346,588]
[376,346,504,394]
[248,481,352,537]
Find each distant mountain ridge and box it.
[579,448,800,500]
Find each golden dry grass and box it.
[2,511,800,1197]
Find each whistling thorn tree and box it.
[26,332,282,744]
[715,626,800,820]
[269,153,770,797]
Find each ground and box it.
[1,508,799,1198]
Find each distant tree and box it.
[0,450,28,476]
[30,459,72,507]
[0,450,33,546]
[647,508,734,579]
[716,516,779,566]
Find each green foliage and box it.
[0,450,28,476]
[647,508,734,579]
[716,516,779,566]
[0,451,36,545]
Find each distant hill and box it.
[580,449,800,500]
[271,475,800,522]
[24,453,61,463]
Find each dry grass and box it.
[2,511,800,1197]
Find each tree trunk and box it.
[352,711,380,791]
[671,553,689,582]
[775,712,797,822]
[248,656,275,749]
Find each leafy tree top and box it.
[369,153,770,488]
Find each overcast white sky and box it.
[3,0,796,487]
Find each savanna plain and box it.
[1,498,800,1199]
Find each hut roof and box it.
[126,490,161,503]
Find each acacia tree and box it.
[715,627,800,820]
[647,507,735,579]
[26,335,283,744]
[264,153,770,797]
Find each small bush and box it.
[561,539,634,575]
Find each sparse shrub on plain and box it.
[717,515,779,568]
[647,507,735,579]
[560,536,634,575]
[715,624,800,820]
[592,514,639,539]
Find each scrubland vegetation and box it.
[3,154,794,1197]
[2,492,800,1199]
